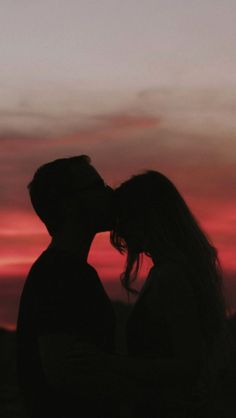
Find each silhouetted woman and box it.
[110,170,230,418]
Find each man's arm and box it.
[38,333,78,388]
[38,333,138,401]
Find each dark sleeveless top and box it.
[126,263,206,418]
[127,266,173,359]
[126,261,230,418]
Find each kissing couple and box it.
[17,155,230,418]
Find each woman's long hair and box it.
[111,171,228,347]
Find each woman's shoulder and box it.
[151,258,189,282]
[147,260,198,317]
[149,259,194,297]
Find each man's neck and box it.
[49,227,95,262]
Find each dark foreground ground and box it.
[0,301,236,418]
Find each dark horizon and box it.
[1,271,236,330]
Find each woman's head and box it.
[112,170,211,261]
[111,171,227,343]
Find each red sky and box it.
[1,2,236,329]
[1,88,236,276]
[0,86,236,328]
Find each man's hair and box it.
[28,155,93,236]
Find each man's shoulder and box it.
[26,250,104,294]
[27,248,90,278]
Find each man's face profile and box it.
[69,162,115,233]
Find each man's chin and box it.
[96,219,115,233]
[96,224,112,233]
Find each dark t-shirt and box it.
[16,247,116,418]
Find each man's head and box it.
[28,155,114,236]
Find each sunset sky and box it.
[0,0,236,326]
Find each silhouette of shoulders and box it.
[17,247,116,418]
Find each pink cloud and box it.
[95,114,160,129]
[0,88,235,281]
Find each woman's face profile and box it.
[91,184,115,232]
[117,212,147,253]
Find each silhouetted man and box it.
[16,155,117,418]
